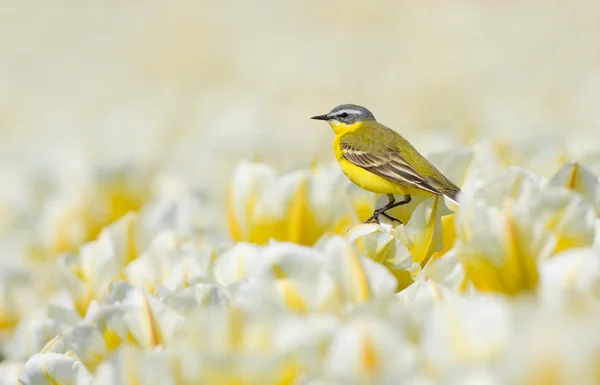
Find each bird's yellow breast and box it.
[333,134,410,195]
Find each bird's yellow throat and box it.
[328,120,356,135]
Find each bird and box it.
[311,104,460,223]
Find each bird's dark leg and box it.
[364,194,412,224]
[386,194,412,211]
[380,194,412,223]
[381,212,400,223]
[365,194,395,223]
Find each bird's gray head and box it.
[311,104,376,125]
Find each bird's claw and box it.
[381,212,402,224]
[363,209,403,225]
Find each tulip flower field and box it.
[2,1,600,384]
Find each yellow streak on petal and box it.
[503,199,539,295]
[249,216,287,245]
[427,278,445,301]
[126,216,138,265]
[209,246,218,265]
[272,265,286,279]
[43,358,60,385]
[554,233,590,254]
[545,201,592,253]
[75,293,91,318]
[228,307,245,351]
[90,182,144,247]
[432,213,456,260]
[126,330,138,345]
[458,275,470,293]
[494,139,513,166]
[348,246,372,302]
[351,194,376,223]
[273,265,308,314]
[466,200,540,295]
[372,237,394,264]
[410,196,439,266]
[105,182,145,228]
[555,150,568,169]
[459,220,472,244]
[0,310,20,332]
[279,280,308,314]
[226,183,245,242]
[104,328,123,351]
[141,294,160,347]
[462,253,510,294]
[286,177,325,246]
[234,251,246,281]
[561,256,585,289]
[277,359,301,385]
[361,334,379,374]
[124,347,142,385]
[567,162,579,190]
[331,216,351,237]
[228,174,265,243]
[388,268,413,293]
[52,210,77,256]
[41,336,61,353]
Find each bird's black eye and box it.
[339,112,348,119]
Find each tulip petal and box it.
[19,352,92,385]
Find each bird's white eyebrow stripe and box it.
[334,109,361,115]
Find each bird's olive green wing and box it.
[340,136,442,195]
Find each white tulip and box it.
[19,352,92,385]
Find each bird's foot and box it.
[364,214,380,224]
[381,212,402,224]
[364,208,402,224]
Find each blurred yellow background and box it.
[1,0,600,205]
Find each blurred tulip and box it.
[0,360,23,385]
[421,295,511,374]
[59,213,148,315]
[323,316,420,383]
[34,166,150,259]
[348,195,454,293]
[93,346,176,385]
[548,162,600,215]
[396,278,461,343]
[530,188,596,253]
[401,196,454,267]
[229,242,342,313]
[99,282,185,349]
[498,301,600,385]
[19,351,92,385]
[170,306,339,385]
[5,2,600,383]
[539,247,600,301]
[347,223,416,291]
[421,249,470,293]
[0,265,35,336]
[215,238,397,313]
[125,231,215,292]
[227,161,373,246]
[455,168,554,295]
[318,236,398,305]
[158,281,230,316]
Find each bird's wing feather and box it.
[340,139,442,195]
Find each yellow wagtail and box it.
[311,104,460,223]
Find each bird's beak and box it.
[310,114,329,121]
